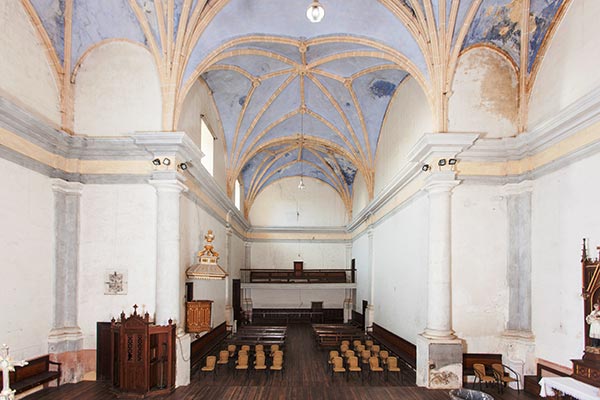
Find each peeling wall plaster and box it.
[449,47,518,138]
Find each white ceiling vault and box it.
[23,0,567,216]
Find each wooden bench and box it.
[0,355,61,394]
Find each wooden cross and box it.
[0,344,28,400]
[133,304,139,315]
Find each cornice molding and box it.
[461,85,600,161]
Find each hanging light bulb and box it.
[306,0,325,23]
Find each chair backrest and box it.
[356,344,365,353]
[238,350,248,357]
[270,344,279,353]
[340,344,349,353]
[341,340,350,346]
[273,350,283,358]
[255,353,266,367]
[353,340,361,348]
[369,356,380,369]
[255,350,265,358]
[272,355,283,367]
[387,357,398,369]
[241,345,250,352]
[371,344,380,353]
[348,356,359,368]
[329,350,339,360]
[255,344,264,352]
[238,354,248,367]
[206,355,216,367]
[380,350,389,359]
[345,350,355,358]
[361,350,371,361]
[492,363,504,377]
[365,340,373,348]
[473,363,487,378]
[333,356,344,369]
[219,350,229,362]
[228,344,236,353]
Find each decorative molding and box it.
[407,132,480,163]
[240,283,357,290]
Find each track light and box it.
[162,158,171,166]
[448,158,457,165]
[152,158,161,166]
[178,162,188,171]
[438,159,447,167]
[421,164,430,172]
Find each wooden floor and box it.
[26,324,536,400]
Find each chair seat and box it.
[371,367,384,372]
[201,367,215,372]
[255,366,267,370]
[481,376,496,382]
[388,367,401,372]
[333,367,346,372]
[235,365,248,370]
[270,366,282,371]
[349,367,361,372]
[217,361,228,364]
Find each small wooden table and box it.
[539,377,600,400]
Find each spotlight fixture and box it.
[438,159,447,167]
[162,158,171,166]
[178,162,188,171]
[306,0,325,23]
[152,158,161,166]
[448,158,457,165]
[421,164,430,172]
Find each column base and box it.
[48,327,84,353]
[175,332,191,387]
[502,330,536,389]
[417,334,463,389]
[422,328,457,340]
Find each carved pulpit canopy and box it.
[186,230,228,280]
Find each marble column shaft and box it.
[150,179,187,326]
[49,179,84,352]
[423,172,459,339]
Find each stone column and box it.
[365,224,375,332]
[48,179,84,354]
[225,224,233,329]
[417,171,462,389]
[149,176,188,388]
[502,181,535,386]
[149,177,187,326]
[244,241,252,269]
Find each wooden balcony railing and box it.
[240,268,355,284]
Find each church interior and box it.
[1,0,600,399]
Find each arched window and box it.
[234,179,242,210]
[200,117,214,176]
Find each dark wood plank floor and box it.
[26,324,536,400]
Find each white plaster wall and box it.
[250,241,346,270]
[249,177,347,227]
[0,2,60,125]
[177,78,228,192]
[375,77,433,194]
[0,158,53,360]
[449,47,518,138]
[192,280,226,327]
[352,171,369,217]
[74,42,162,136]
[230,234,245,279]
[250,288,345,308]
[451,184,508,352]
[372,195,429,344]
[352,232,370,310]
[531,152,600,367]
[529,0,600,128]
[79,184,157,349]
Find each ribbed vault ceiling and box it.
[24,0,567,216]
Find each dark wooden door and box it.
[362,300,368,329]
[96,322,112,381]
[294,261,303,277]
[233,279,241,323]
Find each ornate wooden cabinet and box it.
[572,239,600,387]
[186,300,213,333]
[110,306,175,397]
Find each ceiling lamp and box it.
[298,109,306,190]
[306,0,325,23]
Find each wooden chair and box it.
[473,363,497,391]
[269,344,280,357]
[365,340,374,349]
[255,344,264,353]
[273,350,283,359]
[371,344,380,357]
[360,350,371,368]
[353,340,362,349]
[344,350,355,360]
[340,344,349,354]
[254,352,267,374]
[347,356,362,382]
[217,350,229,367]
[241,345,250,353]
[201,355,217,380]
[227,344,236,357]
[492,363,520,393]
[328,350,339,369]
[270,355,284,378]
[331,356,346,381]
[369,356,384,381]
[341,340,350,347]
[235,354,249,376]
[379,350,389,365]
[355,344,365,353]
[386,356,402,383]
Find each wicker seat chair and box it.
[492,363,520,393]
[347,356,362,382]
[201,355,217,380]
[369,356,384,381]
[331,356,346,381]
[386,356,402,383]
[473,363,498,391]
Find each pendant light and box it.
[306,0,325,23]
[298,109,306,190]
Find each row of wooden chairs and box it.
[201,348,285,379]
[225,343,281,357]
[473,363,520,393]
[328,350,402,383]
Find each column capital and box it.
[149,174,188,194]
[503,180,534,195]
[244,241,252,248]
[51,179,83,195]
[424,171,460,194]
